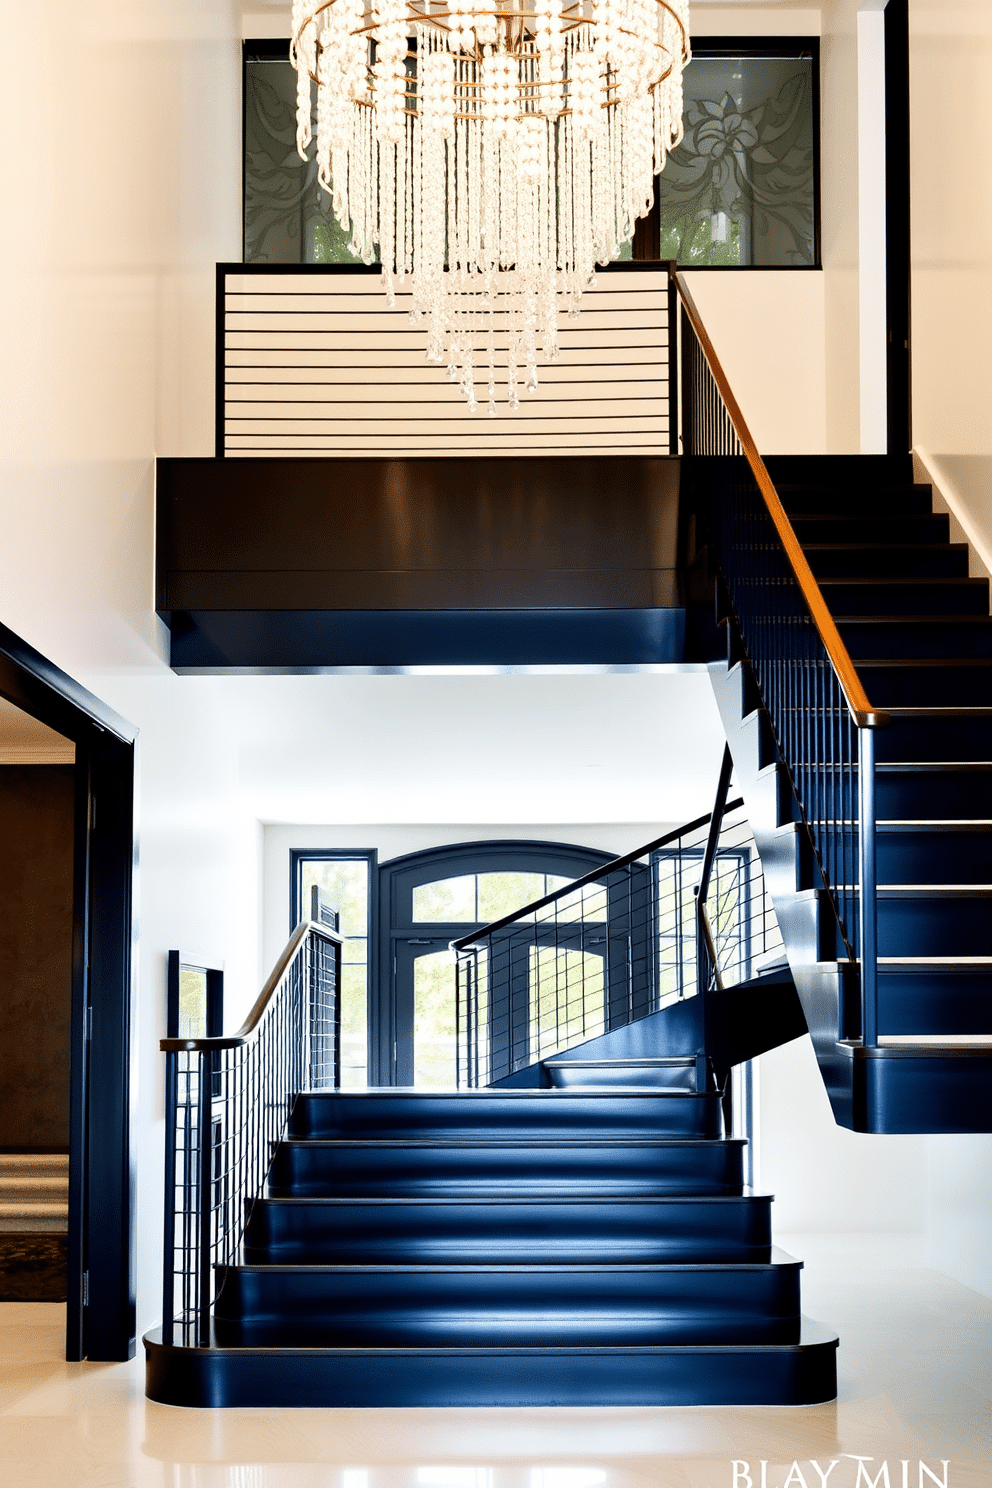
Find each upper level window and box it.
[244,41,361,265]
[243,38,817,269]
[655,41,819,268]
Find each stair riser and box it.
[763,454,914,485]
[145,1328,840,1408]
[792,516,949,545]
[782,492,932,517]
[818,582,989,617]
[877,897,992,957]
[847,1049,992,1134]
[876,773,992,819]
[244,1197,774,1266]
[289,1093,724,1140]
[268,1141,746,1198]
[545,1065,698,1090]
[878,971,992,1036]
[837,622,992,660]
[875,717,992,763]
[214,1267,802,1348]
[876,830,992,883]
[855,668,992,707]
[806,548,968,580]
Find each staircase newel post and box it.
[196,1050,213,1347]
[858,727,879,1048]
[161,1050,178,1346]
[454,952,461,1090]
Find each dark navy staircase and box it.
[707,454,992,1133]
[145,1072,837,1407]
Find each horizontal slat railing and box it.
[218,262,677,458]
[160,918,341,1347]
[673,267,886,1045]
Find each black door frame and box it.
[0,623,137,1362]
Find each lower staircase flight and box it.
[146,1063,837,1407]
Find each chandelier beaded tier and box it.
[291,0,690,412]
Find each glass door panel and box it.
[395,939,459,1087]
[413,949,459,1087]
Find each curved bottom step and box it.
[143,1318,838,1408]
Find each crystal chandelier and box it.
[291,0,690,413]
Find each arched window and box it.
[377,841,617,1087]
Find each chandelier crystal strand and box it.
[293,0,689,411]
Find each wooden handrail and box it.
[160,917,342,1052]
[673,269,889,730]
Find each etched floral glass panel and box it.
[244,53,362,264]
[656,53,816,267]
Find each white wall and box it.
[678,8,830,454]
[0,0,249,1336]
[910,1,992,578]
[904,1,992,1299]
[677,2,888,456]
[681,271,828,453]
[756,1036,925,1235]
[926,1136,992,1300]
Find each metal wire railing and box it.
[453,796,784,1088]
[675,268,887,1045]
[160,917,341,1346]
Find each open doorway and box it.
[0,699,75,1303]
[0,623,136,1362]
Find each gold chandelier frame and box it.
[292,0,689,121]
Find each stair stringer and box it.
[710,658,992,1135]
[710,659,863,1129]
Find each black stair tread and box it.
[549,1057,693,1065]
[836,615,992,624]
[275,1137,747,1148]
[790,519,950,543]
[875,885,992,895]
[303,1085,706,1097]
[877,761,992,770]
[226,1253,802,1274]
[818,577,985,586]
[837,1038,992,1057]
[253,1192,774,1206]
[878,1034,992,1043]
[855,658,992,666]
[802,542,967,553]
[145,1313,839,1354]
[789,511,938,521]
[878,821,992,829]
[763,758,990,772]
[878,955,992,964]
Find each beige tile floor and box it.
[1,1234,989,1488]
